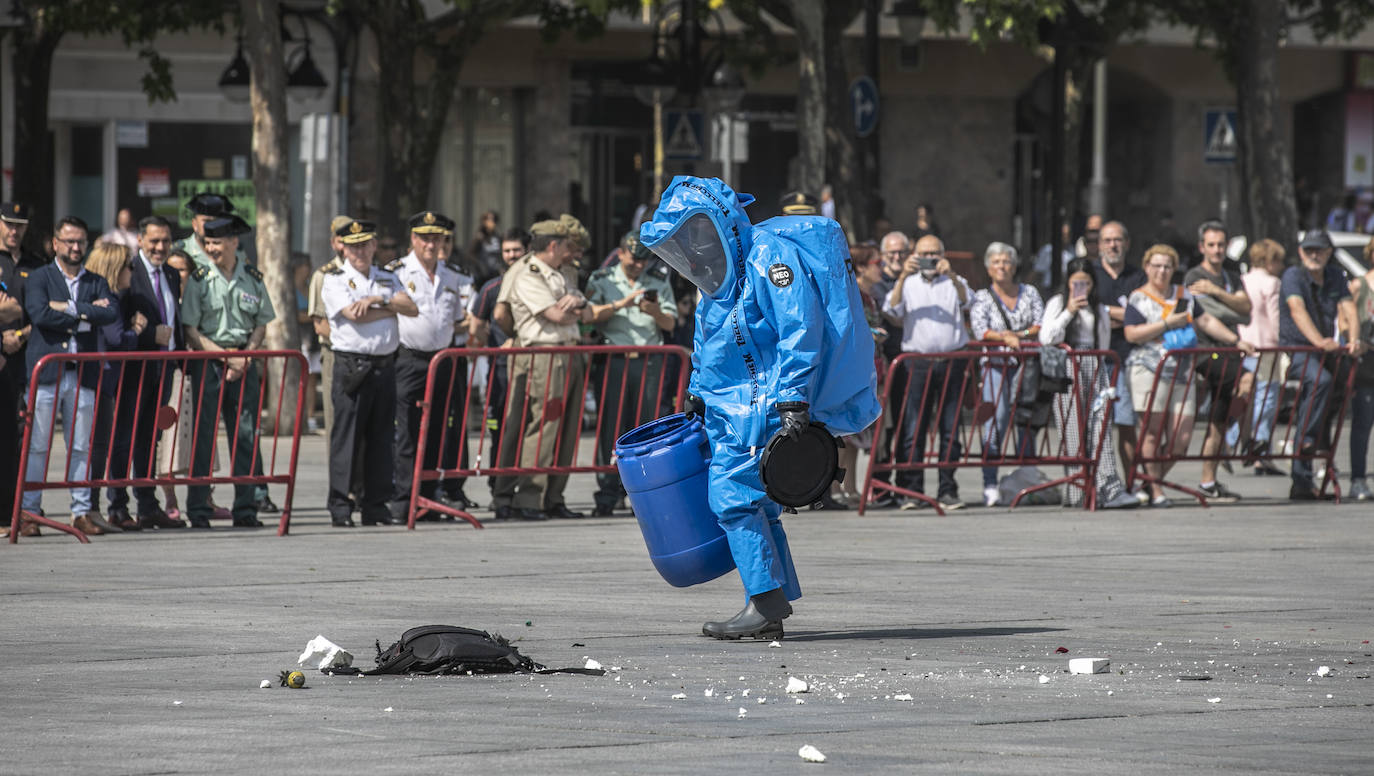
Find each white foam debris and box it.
[737,707,748,719]
[742,689,751,697]
[1207,698,1221,704]
[298,635,354,670]
[786,676,810,694]
[893,693,914,701]
[584,659,603,671]
[769,641,782,648]
[259,680,272,689]
[1069,658,1111,675]
[704,689,714,697]
[1317,666,1331,677]
[1038,675,1051,684]
[798,745,826,763]
[671,693,686,700]
[384,707,394,712]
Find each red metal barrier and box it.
[9,350,307,542]
[1130,345,1356,505]
[859,345,1122,515]
[404,344,692,528]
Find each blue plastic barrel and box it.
[615,413,735,587]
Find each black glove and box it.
[683,393,705,418]
[776,401,810,442]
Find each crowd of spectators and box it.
[6,188,1374,538]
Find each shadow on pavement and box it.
[785,625,1066,642]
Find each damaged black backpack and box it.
[329,625,604,677]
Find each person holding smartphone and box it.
[584,231,677,516]
[882,233,972,511]
[1039,258,1139,509]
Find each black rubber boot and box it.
[702,588,793,640]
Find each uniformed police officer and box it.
[180,215,276,528]
[585,231,677,515]
[0,201,34,538]
[175,192,248,268]
[388,210,475,520]
[308,215,352,444]
[321,219,419,527]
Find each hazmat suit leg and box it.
[706,432,801,602]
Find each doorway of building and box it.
[571,128,649,265]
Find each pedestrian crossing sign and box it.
[664,110,704,161]
[1204,108,1238,164]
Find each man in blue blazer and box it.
[22,216,119,535]
[103,215,185,530]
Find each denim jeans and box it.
[22,368,96,516]
[980,362,1033,488]
[1226,355,1280,449]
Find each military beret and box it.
[529,219,570,238]
[330,214,354,235]
[203,215,251,239]
[336,218,377,244]
[186,192,235,216]
[408,210,455,235]
[0,202,31,224]
[780,191,818,216]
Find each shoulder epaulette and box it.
[324,264,345,276]
[243,264,263,281]
[590,266,612,281]
[385,258,405,272]
[191,264,209,281]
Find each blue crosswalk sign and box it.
[1204,109,1238,164]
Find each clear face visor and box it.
[648,213,729,296]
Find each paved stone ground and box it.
[3,433,1372,774]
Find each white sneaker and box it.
[1132,489,1150,505]
[983,486,1000,507]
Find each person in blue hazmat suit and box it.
[640,176,881,640]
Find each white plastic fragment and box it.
[259,680,272,689]
[704,689,714,697]
[737,707,748,718]
[795,698,805,705]
[671,693,687,700]
[742,689,751,697]
[1207,697,1221,704]
[893,693,914,701]
[1069,658,1111,675]
[172,700,183,706]
[384,707,394,712]
[1317,665,1331,677]
[1038,675,1051,684]
[786,676,810,694]
[298,635,355,670]
[584,658,603,671]
[1107,690,1115,696]
[757,698,766,705]
[798,744,827,763]
[769,641,783,648]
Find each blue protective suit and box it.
[641,177,881,599]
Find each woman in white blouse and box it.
[1040,257,1138,509]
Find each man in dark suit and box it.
[21,216,119,536]
[104,215,185,530]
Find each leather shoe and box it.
[109,507,140,531]
[513,507,549,521]
[73,513,107,536]
[138,508,185,530]
[233,515,264,528]
[84,512,123,534]
[20,519,42,537]
[188,515,212,529]
[545,504,585,520]
[442,491,478,512]
[331,515,356,528]
[255,496,280,514]
[592,502,615,517]
[702,589,793,640]
[361,514,406,526]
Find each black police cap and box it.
[203,215,251,238]
[186,192,236,216]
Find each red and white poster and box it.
[137,167,171,197]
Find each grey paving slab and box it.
[3,432,1373,774]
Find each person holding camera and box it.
[882,233,972,510]
[585,231,676,516]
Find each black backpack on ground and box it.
[322,625,604,677]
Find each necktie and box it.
[152,266,166,324]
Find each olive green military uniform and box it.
[180,257,276,525]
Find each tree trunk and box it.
[243,0,299,435]
[789,0,825,196]
[1231,0,1296,254]
[823,1,868,241]
[11,25,61,243]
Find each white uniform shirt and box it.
[321,261,401,356]
[391,252,470,352]
[881,271,971,354]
